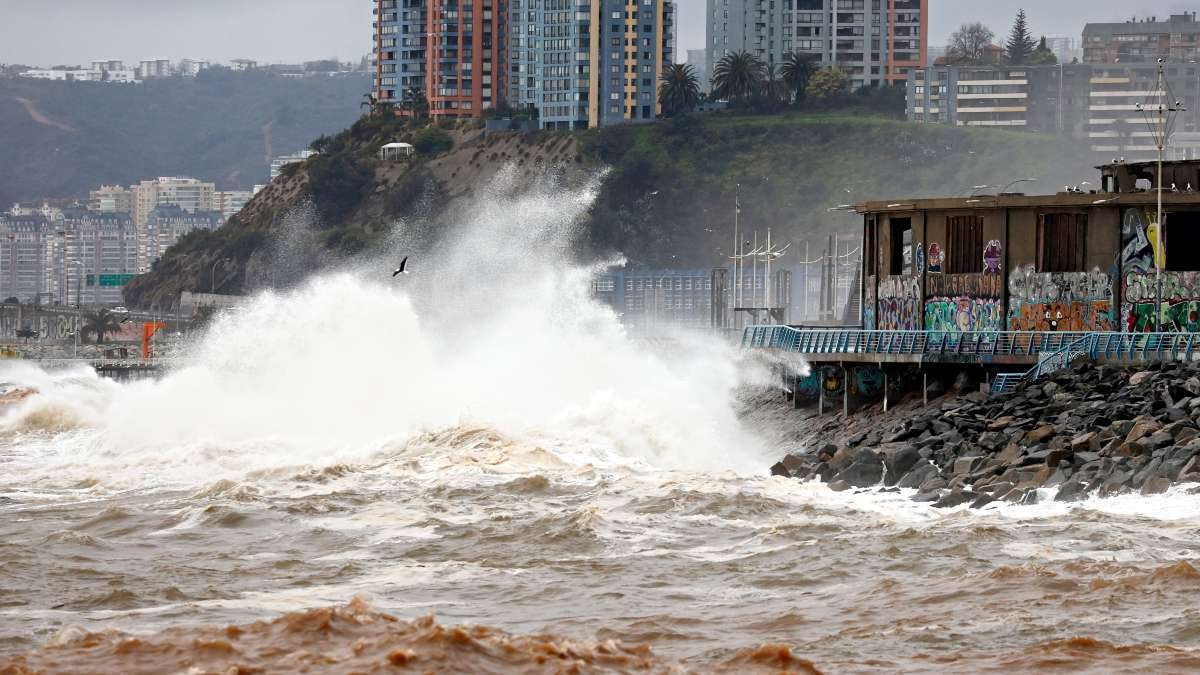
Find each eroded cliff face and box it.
[123,126,595,310]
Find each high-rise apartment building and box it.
[61,210,139,306]
[1083,13,1200,64]
[907,62,1200,161]
[0,215,59,305]
[215,190,253,222]
[270,150,317,180]
[705,0,927,91]
[509,0,675,129]
[89,186,134,213]
[131,177,217,229]
[374,0,507,117]
[143,206,224,272]
[687,48,711,93]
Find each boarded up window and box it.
[1038,213,1087,272]
[946,215,983,274]
[1165,211,1200,271]
[889,217,912,276]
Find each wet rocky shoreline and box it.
[770,362,1200,506]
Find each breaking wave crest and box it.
[0,168,771,494]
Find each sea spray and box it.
[0,166,774,491]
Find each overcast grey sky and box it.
[0,0,1196,66]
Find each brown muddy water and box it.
[3,372,1200,673]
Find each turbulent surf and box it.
[2,170,1200,673]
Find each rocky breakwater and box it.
[771,362,1200,506]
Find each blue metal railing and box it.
[741,326,1200,364]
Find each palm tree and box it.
[711,51,763,103]
[361,92,377,116]
[81,309,122,345]
[657,63,702,117]
[781,52,818,104]
[399,87,428,119]
[759,64,790,109]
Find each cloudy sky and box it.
[0,0,1193,66]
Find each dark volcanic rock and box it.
[932,489,977,509]
[769,361,1200,503]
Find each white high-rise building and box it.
[270,151,316,180]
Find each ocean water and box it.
[3,170,1200,673]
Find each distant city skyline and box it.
[0,0,1195,67]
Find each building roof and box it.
[1083,13,1198,37]
[858,191,1200,214]
[381,142,414,149]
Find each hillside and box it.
[0,70,369,202]
[122,111,1098,310]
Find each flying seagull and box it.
[393,256,409,277]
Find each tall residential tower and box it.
[374,0,507,117]
[509,0,675,129]
[705,0,926,91]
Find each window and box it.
[946,215,983,274]
[889,217,912,275]
[1166,211,1200,271]
[1038,213,1087,272]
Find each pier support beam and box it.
[843,366,849,417]
[883,370,890,412]
[923,371,928,407]
[818,379,825,416]
[793,374,802,410]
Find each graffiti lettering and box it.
[877,275,920,330]
[1007,266,1114,332]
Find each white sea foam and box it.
[0,168,774,493]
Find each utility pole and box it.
[1138,59,1186,329]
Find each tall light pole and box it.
[730,182,740,328]
[67,259,83,309]
[1138,59,1186,330]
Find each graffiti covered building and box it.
[859,159,1200,334]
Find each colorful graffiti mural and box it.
[795,366,847,400]
[1118,206,1200,333]
[1121,207,1156,275]
[795,366,883,402]
[914,243,925,276]
[923,273,1003,334]
[877,275,921,330]
[851,367,884,398]
[927,243,944,273]
[1007,266,1114,332]
[983,240,1002,275]
[1124,271,1200,332]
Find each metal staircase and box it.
[990,334,1098,396]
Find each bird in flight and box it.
[393,257,409,277]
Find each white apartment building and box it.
[131,177,217,228]
[89,186,134,213]
[270,150,316,180]
[179,59,211,77]
[215,190,253,222]
[138,59,173,78]
[706,0,928,91]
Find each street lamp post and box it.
[67,259,83,309]
[1138,59,1186,330]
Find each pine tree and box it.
[1005,9,1037,65]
